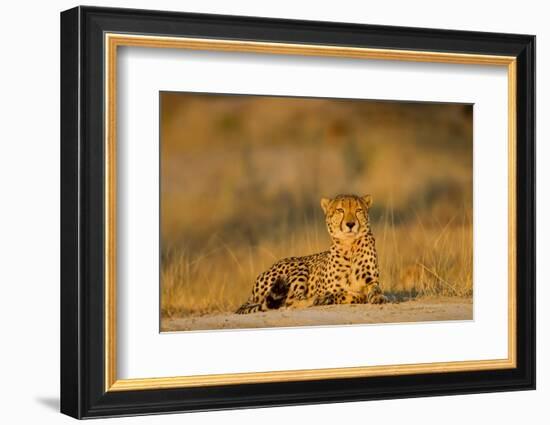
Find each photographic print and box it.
[61,8,535,417]
[160,92,473,332]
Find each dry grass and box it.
[161,212,472,318]
[160,93,473,319]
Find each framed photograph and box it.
[60,6,535,419]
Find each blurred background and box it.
[160,92,473,318]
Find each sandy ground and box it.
[161,298,472,332]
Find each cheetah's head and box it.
[320,194,373,242]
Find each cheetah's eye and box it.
[336,208,344,213]
[356,209,363,213]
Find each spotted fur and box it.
[236,194,387,314]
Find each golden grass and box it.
[161,210,472,318]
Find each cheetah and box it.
[236,194,387,314]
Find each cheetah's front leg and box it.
[363,282,388,304]
[314,284,388,306]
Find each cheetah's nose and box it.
[346,222,355,230]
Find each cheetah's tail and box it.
[235,302,262,314]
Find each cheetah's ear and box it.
[362,194,373,208]
[320,197,331,214]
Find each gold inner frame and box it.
[104,33,517,392]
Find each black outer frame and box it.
[60,5,535,419]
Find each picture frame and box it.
[60,5,535,419]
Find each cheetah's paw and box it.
[370,293,389,304]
